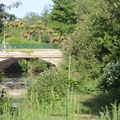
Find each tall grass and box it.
[1,87,119,120]
[0,90,80,120]
[98,103,120,120]
[4,88,119,120]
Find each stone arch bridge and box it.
[0,44,62,71]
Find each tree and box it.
[68,0,120,83]
[24,12,41,25]
[49,0,77,34]
[0,2,20,43]
[66,0,103,81]
[99,63,120,100]
[92,0,120,64]
[0,1,21,32]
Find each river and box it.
[0,72,32,98]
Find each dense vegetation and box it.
[0,0,120,119]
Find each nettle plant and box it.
[99,63,120,97]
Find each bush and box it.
[19,59,49,73]
[28,69,69,104]
[99,63,120,99]
[28,59,49,74]
[6,37,38,44]
[41,32,50,43]
[83,80,100,94]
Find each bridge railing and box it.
[0,43,61,49]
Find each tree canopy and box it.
[49,0,77,34]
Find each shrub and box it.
[99,63,120,99]
[6,37,38,44]
[41,32,50,43]
[19,59,49,73]
[28,69,69,104]
[28,59,49,74]
[83,80,100,94]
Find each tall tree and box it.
[67,0,120,82]
[0,1,21,34]
[49,0,77,34]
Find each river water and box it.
[0,73,32,98]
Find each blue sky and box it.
[0,0,53,18]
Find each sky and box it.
[0,0,53,18]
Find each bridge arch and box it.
[0,49,62,71]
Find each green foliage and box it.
[24,12,41,25]
[0,98,12,115]
[19,59,49,74]
[19,60,28,72]
[0,3,18,33]
[28,59,49,73]
[28,69,69,104]
[41,32,50,43]
[0,92,99,120]
[66,0,106,83]
[99,103,120,120]
[83,80,100,94]
[65,0,120,88]
[93,18,120,64]
[6,37,38,44]
[99,63,120,93]
[49,0,77,34]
